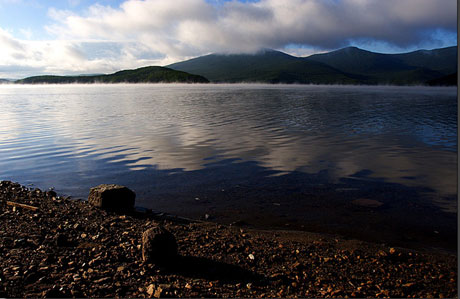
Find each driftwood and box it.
[6,201,38,211]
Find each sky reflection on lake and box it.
[0,84,456,249]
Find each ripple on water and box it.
[0,84,456,250]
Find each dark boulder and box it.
[142,225,178,265]
[88,184,135,211]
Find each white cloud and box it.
[1,0,457,78]
[0,28,171,78]
[281,46,328,58]
[0,29,25,53]
[47,0,457,51]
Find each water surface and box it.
[0,84,456,250]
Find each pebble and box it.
[147,284,155,297]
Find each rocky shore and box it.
[0,180,457,298]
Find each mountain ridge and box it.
[16,66,209,84]
[168,46,457,85]
[14,46,457,85]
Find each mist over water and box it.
[0,84,456,250]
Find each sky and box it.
[0,0,457,78]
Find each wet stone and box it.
[88,184,135,211]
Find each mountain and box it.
[306,46,457,85]
[14,46,457,85]
[168,49,361,84]
[307,47,412,76]
[168,46,457,85]
[394,47,457,75]
[0,79,12,84]
[16,66,209,84]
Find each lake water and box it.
[0,84,457,251]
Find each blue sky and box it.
[0,0,457,78]
[0,0,125,40]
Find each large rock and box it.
[142,225,178,265]
[88,184,135,211]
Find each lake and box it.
[0,84,456,251]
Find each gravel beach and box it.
[0,180,457,298]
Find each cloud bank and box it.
[0,0,457,78]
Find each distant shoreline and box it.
[2,81,458,87]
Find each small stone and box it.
[142,225,178,264]
[88,184,135,211]
[147,284,155,297]
[94,277,111,284]
[47,190,57,198]
[377,250,387,257]
[154,287,163,298]
[248,254,255,260]
[389,248,396,254]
